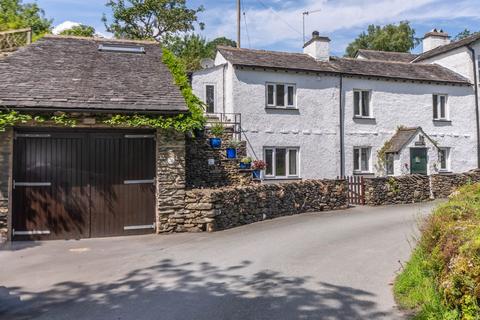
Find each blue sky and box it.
[28,0,480,56]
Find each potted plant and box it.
[209,122,224,149]
[239,156,253,169]
[225,139,241,159]
[252,160,266,179]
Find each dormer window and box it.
[266,83,296,108]
[433,94,448,120]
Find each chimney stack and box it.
[423,29,450,53]
[303,31,330,61]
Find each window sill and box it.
[438,170,453,174]
[263,177,302,180]
[353,172,374,176]
[265,106,298,110]
[353,116,375,120]
[433,119,452,124]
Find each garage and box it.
[12,129,156,240]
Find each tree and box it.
[59,24,96,37]
[165,34,236,71]
[0,0,52,37]
[102,0,204,42]
[345,21,416,57]
[453,29,477,41]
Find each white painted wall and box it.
[192,64,225,113]
[232,67,341,179]
[192,50,479,180]
[420,47,474,81]
[343,78,476,176]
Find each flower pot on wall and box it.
[209,138,222,149]
[226,148,237,159]
[252,169,261,179]
[239,162,251,169]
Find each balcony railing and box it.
[205,113,242,140]
[0,28,32,52]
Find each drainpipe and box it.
[339,75,345,177]
[467,45,480,168]
[222,64,227,114]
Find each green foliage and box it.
[241,157,252,164]
[453,29,477,42]
[0,110,31,131]
[59,24,95,37]
[395,184,480,319]
[209,122,224,137]
[165,34,236,71]
[50,113,77,127]
[345,21,417,57]
[387,177,399,194]
[226,139,241,149]
[102,0,204,42]
[0,0,52,37]
[376,140,393,175]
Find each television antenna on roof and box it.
[302,9,322,44]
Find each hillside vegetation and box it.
[395,184,480,319]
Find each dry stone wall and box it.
[364,175,431,206]
[430,169,480,198]
[159,179,349,233]
[364,169,480,206]
[186,128,252,188]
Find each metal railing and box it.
[0,28,32,52]
[205,112,242,140]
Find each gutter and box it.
[467,45,480,168]
[339,75,345,177]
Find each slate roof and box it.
[413,33,480,62]
[355,49,418,63]
[0,36,188,113]
[385,127,438,153]
[217,46,470,85]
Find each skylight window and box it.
[98,44,145,54]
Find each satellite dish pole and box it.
[302,9,322,44]
[237,0,241,48]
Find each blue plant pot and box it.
[209,138,222,149]
[239,162,251,169]
[226,148,237,159]
[252,169,261,179]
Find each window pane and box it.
[433,95,438,119]
[440,96,446,118]
[353,148,360,171]
[275,148,286,176]
[265,149,273,175]
[386,153,394,175]
[354,91,360,116]
[276,84,285,106]
[287,86,294,106]
[288,149,297,175]
[361,91,370,117]
[267,85,274,105]
[361,148,369,171]
[206,85,215,113]
[439,149,447,169]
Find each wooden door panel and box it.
[13,130,156,240]
[13,133,89,240]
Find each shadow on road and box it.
[1,259,392,320]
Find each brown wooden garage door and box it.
[12,130,156,240]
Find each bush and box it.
[395,184,480,319]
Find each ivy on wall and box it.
[0,48,206,132]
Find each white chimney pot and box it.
[303,31,330,61]
[423,28,450,53]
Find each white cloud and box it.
[52,21,81,35]
[198,0,480,52]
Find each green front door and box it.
[410,148,428,175]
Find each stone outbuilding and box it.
[0,36,189,241]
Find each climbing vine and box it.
[0,48,206,132]
[376,140,393,176]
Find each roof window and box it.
[98,44,145,54]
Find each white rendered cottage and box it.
[192,30,480,180]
